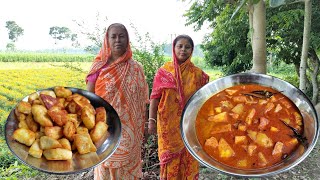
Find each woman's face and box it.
[174,38,193,64]
[108,26,128,57]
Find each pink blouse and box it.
[86,63,108,83]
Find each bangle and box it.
[148,118,157,123]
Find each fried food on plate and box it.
[12,128,36,146]
[43,148,72,160]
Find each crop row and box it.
[0,52,95,62]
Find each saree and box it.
[151,54,209,180]
[86,30,149,180]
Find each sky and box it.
[0,0,211,50]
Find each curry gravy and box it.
[196,84,303,169]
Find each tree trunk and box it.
[251,0,267,74]
[309,49,319,104]
[299,0,312,92]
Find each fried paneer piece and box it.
[40,90,56,98]
[67,114,81,127]
[28,139,43,158]
[44,126,63,140]
[31,104,53,127]
[74,133,97,154]
[28,92,39,104]
[18,118,29,129]
[90,121,108,143]
[43,148,72,160]
[17,101,32,114]
[63,120,76,141]
[12,128,36,146]
[25,114,39,132]
[81,106,95,130]
[95,107,107,123]
[58,138,72,150]
[40,136,62,150]
[15,108,26,122]
[55,97,66,109]
[54,86,72,98]
[47,106,68,126]
[40,94,58,110]
[76,126,89,134]
[66,100,82,114]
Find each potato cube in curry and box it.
[272,142,284,156]
[258,117,269,130]
[235,136,247,144]
[211,124,232,134]
[218,138,235,158]
[245,108,256,125]
[231,104,244,115]
[238,123,247,131]
[264,102,275,114]
[256,132,273,148]
[247,143,257,156]
[214,107,222,113]
[204,136,218,149]
[274,104,283,113]
[270,126,279,132]
[236,159,248,167]
[258,152,268,166]
[225,89,238,95]
[208,112,228,123]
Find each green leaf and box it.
[252,0,260,4]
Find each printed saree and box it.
[151,54,209,180]
[86,31,149,180]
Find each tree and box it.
[183,0,267,74]
[49,26,71,45]
[73,12,107,54]
[70,33,80,48]
[299,0,312,93]
[268,0,320,103]
[184,1,253,75]
[5,21,24,50]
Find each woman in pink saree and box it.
[86,23,149,180]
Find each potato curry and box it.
[196,84,304,169]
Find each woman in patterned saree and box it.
[148,35,209,179]
[86,23,149,180]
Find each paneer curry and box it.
[196,84,304,169]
